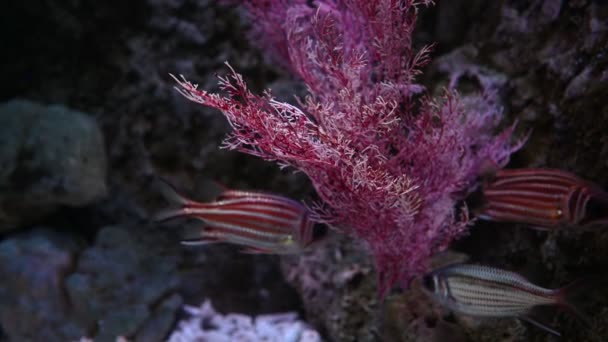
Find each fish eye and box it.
[312,223,329,241]
[282,235,295,245]
[422,275,435,292]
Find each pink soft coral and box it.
[172,0,520,296]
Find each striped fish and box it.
[479,168,608,229]
[422,264,587,336]
[154,179,321,254]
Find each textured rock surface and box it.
[281,234,473,342]
[0,226,183,342]
[65,225,182,342]
[281,233,378,341]
[0,228,85,340]
[0,100,107,232]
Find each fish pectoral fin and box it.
[520,315,561,337]
[180,237,220,246]
[240,247,275,254]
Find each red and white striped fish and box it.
[421,264,588,337]
[154,179,322,254]
[479,168,608,229]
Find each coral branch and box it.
[173,0,521,295]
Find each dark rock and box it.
[65,225,181,341]
[280,233,379,341]
[379,289,468,342]
[0,225,182,341]
[135,293,182,342]
[0,100,107,232]
[0,228,85,341]
[281,233,474,342]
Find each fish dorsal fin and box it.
[520,315,561,337]
[444,264,530,285]
[197,178,228,201]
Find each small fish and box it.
[478,168,608,229]
[421,264,588,336]
[153,179,323,254]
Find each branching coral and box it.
[172,0,521,295]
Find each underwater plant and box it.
[172,0,521,296]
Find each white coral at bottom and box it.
[168,300,322,342]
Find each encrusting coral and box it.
[168,300,321,342]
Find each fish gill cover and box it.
[172,0,521,296]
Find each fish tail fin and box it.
[152,178,196,222]
[478,158,500,179]
[555,278,594,327]
[157,177,192,206]
[154,208,188,222]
